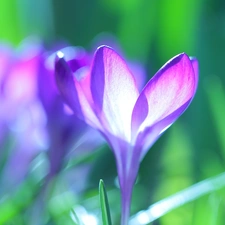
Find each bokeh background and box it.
[1,0,225,224]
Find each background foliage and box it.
[1,0,225,224]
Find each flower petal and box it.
[90,46,139,141]
[55,52,84,119]
[133,99,192,161]
[55,53,101,130]
[132,53,197,136]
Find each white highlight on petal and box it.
[46,46,86,69]
[59,46,86,61]
[56,51,64,59]
[159,124,172,135]
[92,46,139,141]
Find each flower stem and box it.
[121,180,132,225]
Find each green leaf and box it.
[0,0,23,44]
[99,179,112,225]
[71,209,81,225]
[0,153,47,224]
[0,177,40,224]
[129,171,225,225]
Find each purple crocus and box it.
[38,46,103,180]
[0,40,47,189]
[55,46,198,225]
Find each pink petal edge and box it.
[132,53,197,136]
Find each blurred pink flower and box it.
[0,39,47,189]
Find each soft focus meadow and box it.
[0,1,225,225]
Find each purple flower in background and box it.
[55,46,198,225]
[0,39,47,189]
[38,46,103,180]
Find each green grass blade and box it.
[129,171,225,225]
[71,209,82,225]
[99,179,112,225]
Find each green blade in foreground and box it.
[71,209,81,225]
[99,179,112,225]
[129,171,225,225]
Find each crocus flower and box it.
[91,33,147,90]
[0,40,47,189]
[38,46,104,180]
[55,46,198,225]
